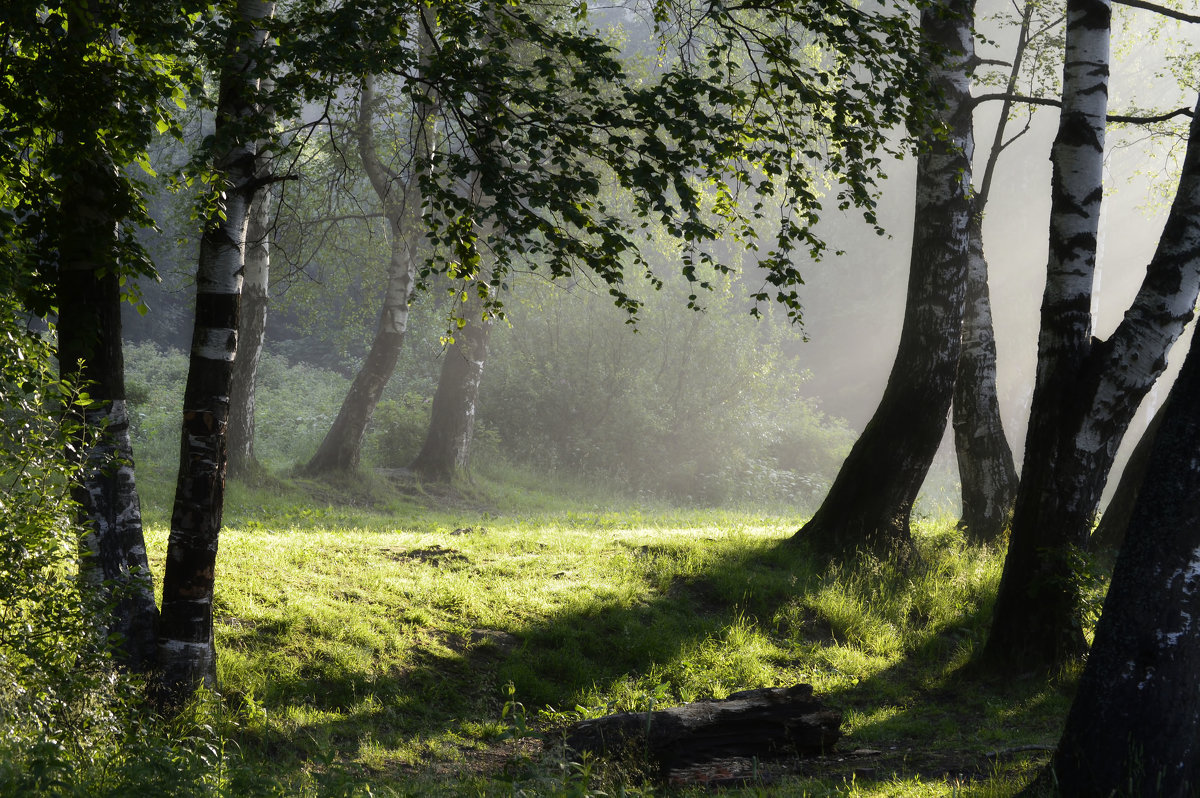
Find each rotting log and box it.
[563,684,841,781]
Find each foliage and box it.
[0,1,208,310]
[0,302,229,795]
[482,271,856,506]
[271,0,934,322]
[125,343,357,472]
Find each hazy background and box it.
[121,1,1200,514]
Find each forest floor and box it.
[136,467,1082,796]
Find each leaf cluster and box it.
[268,0,935,322]
[0,1,209,314]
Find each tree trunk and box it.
[410,292,492,482]
[302,63,429,476]
[55,2,158,672]
[980,32,1200,676]
[792,0,975,561]
[565,684,841,782]
[950,2,1032,545]
[227,188,271,480]
[1037,110,1200,791]
[1090,396,1167,557]
[953,210,1018,543]
[156,0,273,703]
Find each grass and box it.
[134,471,1076,796]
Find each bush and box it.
[0,306,231,795]
[479,273,856,507]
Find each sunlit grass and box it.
[137,478,1068,796]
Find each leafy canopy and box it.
[273,0,933,322]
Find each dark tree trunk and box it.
[1036,135,1200,791]
[55,2,157,672]
[953,211,1018,543]
[1090,396,1167,556]
[980,56,1200,675]
[410,294,492,482]
[792,0,975,561]
[58,184,159,673]
[303,66,427,476]
[156,0,273,703]
[227,188,271,480]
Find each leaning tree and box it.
[792,0,976,561]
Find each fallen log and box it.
[563,683,841,781]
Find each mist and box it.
[119,0,1200,516]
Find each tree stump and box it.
[563,684,841,783]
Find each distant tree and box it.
[1090,397,1168,556]
[979,0,1200,675]
[792,0,976,561]
[1031,101,1200,793]
[410,289,493,482]
[301,64,431,476]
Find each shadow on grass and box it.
[222,534,1071,794]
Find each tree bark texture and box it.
[55,3,158,672]
[157,0,273,703]
[792,0,974,561]
[302,65,428,475]
[1041,135,1200,791]
[953,210,1018,543]
[982,46,1200,675]
[227,188,271,480]
[565,685,841,782]
[950,2,1031,545]
[410,292,493,481]
[58,184,159,673]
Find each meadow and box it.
[125,466,1077,797]
[2,345,1081,797]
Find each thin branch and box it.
[1112,0,1200,24]
[973,92,1195,124]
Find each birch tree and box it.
[227,189,272,480]
[1034,101,1200,793]
[1,0,205,673]
[302,59,431,475]
[792,0,976,560]
[157,0,275,700]
[981,0,1200,674]
[409,291,493,481]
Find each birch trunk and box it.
[156,0,273,703]
[227,188,271,480]
[1040,111,1200,790]
[58,180,158,672]
[953,210,1017,543]
[792,0,975,561]
[55,0,157,672]
[303,54,430,475]
[410,292,493,481]
[982,46,1200,673]
[950,3,1032,544]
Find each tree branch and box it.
[1112,0,1200,24]
[972,92,1195,124]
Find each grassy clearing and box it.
[136,475,1073,796]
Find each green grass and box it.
[134,474,1075,796]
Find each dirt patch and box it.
[379,544,470,568]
